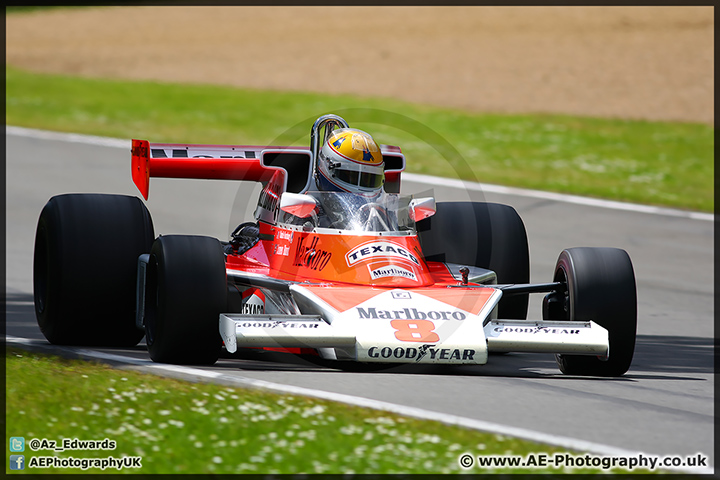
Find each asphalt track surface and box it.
[6,129,714,471]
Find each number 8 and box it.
[390,319,439,342]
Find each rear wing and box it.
[131,140,310,200]
[131,140,405,200]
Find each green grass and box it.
[6,66,713,212]
[6,348,652,474]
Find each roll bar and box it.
[310,114,350,180]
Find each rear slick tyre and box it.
[33,194,153,346]
[144,235,226,365]
[550,248,637,376]
[417,202,530,319]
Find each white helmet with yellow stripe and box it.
[316,128,384,195]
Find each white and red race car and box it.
[33,114,637,376]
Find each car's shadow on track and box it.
[625,334,714,378]
[221,334,713,382]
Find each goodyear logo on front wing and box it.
[493,326,581,335]
[328,130,382,165]
[346,241,420,266]
[365,346,477,362]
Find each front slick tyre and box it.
[552,248,637,377]
[145,235,226,365]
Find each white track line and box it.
[7,125,712,222]
[403,173,714,222]
[5,336,712,474]
[7,125,129,149]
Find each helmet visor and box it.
[334,169,384,189]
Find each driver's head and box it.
[316,128,384,195]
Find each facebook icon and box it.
[10,455,25,470]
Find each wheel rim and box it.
[553,264,570,321]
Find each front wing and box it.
[218,285,609,365]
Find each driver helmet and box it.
[316,128,384,195]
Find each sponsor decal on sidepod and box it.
[293,236,332,271]
[241,289,265,315]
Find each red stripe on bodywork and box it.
[412,287,496,316]
[299,286,386,313]
[297,285,495,316]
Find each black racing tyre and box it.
[144,235,226,365]
[548,248,637,377]
[417,202,530,320]
[33,194,154,346]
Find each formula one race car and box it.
[33,114,637,376]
